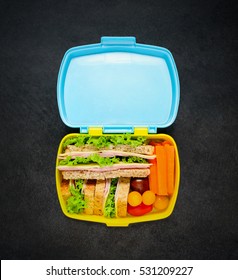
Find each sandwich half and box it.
[115,177,130,217]
[57,135,155,180]
[94,179,111,215]
[82,180,95,215]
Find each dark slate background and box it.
[0,0,237,260]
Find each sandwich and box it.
[64,177,130,217]
[82,180,95,215]
[115,177,130,217]
[57,135,155,180]
[58,135,155,218]
[93,179,110,215]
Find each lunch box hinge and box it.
[134,127,157,135]
[134,127,149,136]
[88,127,103,135]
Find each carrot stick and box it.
[162,140,171,146]
[164,144,175,196]
[149,158,158,194]
[156,145,168,196]
[148,141,161,194]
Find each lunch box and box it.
[56,36,180,226]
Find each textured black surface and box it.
[0,0,238,260]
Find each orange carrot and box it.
[150,141,162,147]
[162,140,171,146]
[148,142,161,194]
[164,144,175,196]
[149,158,158,194]
[156,145,168,196]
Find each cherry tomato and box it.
[142,190,156,205]
[128,191,142,207]
[127,203,153,216]
[154,195,169,211]
[130,178,149,194]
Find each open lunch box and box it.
[56,37,180,226]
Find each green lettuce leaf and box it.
[59,154,121,167]
[63,134,147,150]
[66,179,86,214]
[63,136,90,148]
[121,156,148,164]
[104,178,118,218]
[86,136,110,149]
[109,135,147,147]
[59,154,147,167]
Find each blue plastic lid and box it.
[57,37,180,133]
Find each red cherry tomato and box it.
[127,203,153,216]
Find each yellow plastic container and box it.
[55,130,180,227]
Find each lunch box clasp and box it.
[101,36,136,47]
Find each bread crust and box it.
[93,180,105,215]
[83,180,95,215]
[66,144,154,155]
[115,178,130,217]
[62,168,150,180]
